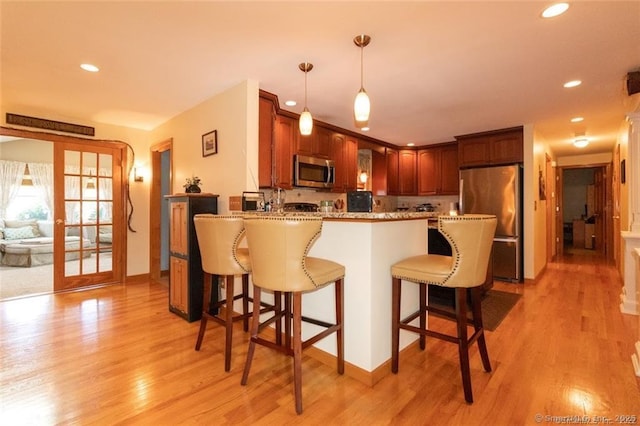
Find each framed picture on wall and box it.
[202,130,217,157]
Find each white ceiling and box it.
[1,1,639,156]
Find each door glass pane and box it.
[63,149,113,280]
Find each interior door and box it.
[53,141,124,290]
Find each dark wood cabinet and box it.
[418,142,459,195]
[457,127,523,168]
[166,194,218,322]
[399,149,417,195]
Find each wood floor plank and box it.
[1,251,639,425]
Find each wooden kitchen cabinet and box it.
[418,142,459,195]
[273,114,295,189]
[166,194,218,322]
[386,148,399,195]
[297,125,332,159]
[331,133,358,193]
[457,126,523,168]
[258,97,275,187]
[258,93,294,189]
[399,149,417,195]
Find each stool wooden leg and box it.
[284,292,292,350]
[471,286,491,372]
[241,287,261,386]
[335,278,344,375]
[455,287,473,403]
[292,291,303,414]
[224,275,235,372]
[242,274,250,332]
[419,282,427,350]
[391,277,401,374]
[195,272,213,351]
[274,291,282,346]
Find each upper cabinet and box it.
[456,126,523,168]
[297,125,332,159]
[386,148,399,195]
[398,150,417,195]
[258,94,293,189]
[258,97,275,188]
[271,114,295,189]
[332,133,358,193]
[417,142,459,195]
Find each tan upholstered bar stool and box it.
[240,216,345,415]
[391,214,497,403]
[193,214,253,372]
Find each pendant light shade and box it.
[354,88,370,123]
[298,62,313,136]
[299,107,313,136]
[353,34,371,126]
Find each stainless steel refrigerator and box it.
[459,164,523,282]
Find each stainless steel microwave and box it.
[294,154,335,189]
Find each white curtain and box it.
[0,160,26,218]
[28,162,54,220]
[98,167,113,220]
[64,165,81,223]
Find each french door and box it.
[53,141,125,291]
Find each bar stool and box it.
[240,216,345,415]
[193,214,258,372]
[390,214,497,403]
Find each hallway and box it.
[0,250,638,425]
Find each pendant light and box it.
[299,62,313,136]
[353,34,371,127]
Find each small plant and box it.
[183,176,201,189]
[183,176,202,193]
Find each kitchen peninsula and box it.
[239,210,439,385]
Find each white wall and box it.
[150,80,259,214]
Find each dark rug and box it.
[428,289,522,331]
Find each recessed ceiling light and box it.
[361,127,370,132]
[284,100,297,107]
[80,63,99,72]
[564,80,582,88]
[542,3,570,19]
[573,138,589,148]
[570,117,584,123]
[407,143,415,147]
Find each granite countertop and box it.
[231,211,441,222]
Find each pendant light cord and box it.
[360,45,364,90]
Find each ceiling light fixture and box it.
[353,34,371,128]
[564,80,582,88]
[570,117,584,123]
[573,138,589,148]
[542,3,570,18]
[285,100,297,107]
[80,63,99,72]
[298,62,314,136]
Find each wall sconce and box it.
[134,167,144,182]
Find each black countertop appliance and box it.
[347,191,373,212]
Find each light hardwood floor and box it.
[1,251,639,425]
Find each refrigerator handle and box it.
[459,178,464,214]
